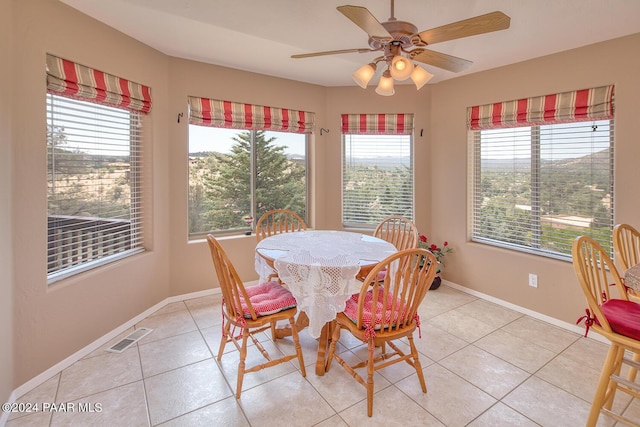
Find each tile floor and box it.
[6,284,640,426]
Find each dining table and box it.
[254,229,397,375]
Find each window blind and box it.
[342,133,413,227]
[470,120,614,259]
[47,93,144,281]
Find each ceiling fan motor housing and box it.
[369,20,419,51]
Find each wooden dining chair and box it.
[206,234,306,398]
[326,247,438,417]
[572,235,640,426]
[613,223,640,301]
[373,215,418,251]
[255,209,307,242]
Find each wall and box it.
[429,33,640,325]
[1,0,15,409]
[166,58,329,295]
[7,0,640,396]
[10,0,171,385]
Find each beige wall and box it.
[5,0,640,398]
[429,33,640,324]
[1,0,15,408]
[10,0,172,386]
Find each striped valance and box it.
[188,96,315,134]
[46,54,152,114]
[341,113,414,135]
[467,85,614,130]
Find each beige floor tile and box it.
[5,410,52,427]
[56,349,143,402]
[157,396,250,427]
[475,329,556,373]
[561,336,610,372]
[535,353,603,402]
[455,299,523,329]
[238,371,335,427]
[139,330,212,377]
[135,309,199,344]
[144,358,232,425]
[412,322,468,362]
[418,287,477,318]
[501,316,580,354]
[397,363,497,426]
[9,374,59,421]
[50,381,149,427]
[466,402,538,426]
[502,376,592,427]
[440,345,529,399]
[216,339,299,395]
[339,385,444,426]
[187,303,221,330]
[149,301,188,318]
[428,309,498,343]
[314,414,348,427]
[309,350,391,413]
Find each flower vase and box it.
[430,275,442,290]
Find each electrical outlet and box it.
[528,273,538,288]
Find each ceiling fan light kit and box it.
[352,62,377,88]
[375,70,395,96]
[292,1,510,96]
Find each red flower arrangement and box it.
[418,235,453,267]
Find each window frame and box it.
[469,119,615,261]
[46,93,145,284]
[341,132,414,229]
[187,125,309,239]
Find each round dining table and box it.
[255,230,397,375]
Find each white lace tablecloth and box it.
[255,230,397,338]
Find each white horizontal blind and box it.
[342,134,413,227]
[471,120,614,259]
[47,93,144,281]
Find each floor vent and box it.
[107,328,153,353]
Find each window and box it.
[469,86,614,259]
[187,96,313,237]
[46,54,151,282]
[341,114,414,227]
[188,126,307,236]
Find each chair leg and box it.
[236,331,250,399]
[408,334,427,393]
[366,339,375,417]
[270,321,277,340]
[325,324,341,372]
[588,344,620,426]
[217,321,231,361]
[290,316,306,377]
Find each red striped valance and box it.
[188,96,315,134]
[341,113,414,135]
[467,85,614,130]
[46,54,152,114]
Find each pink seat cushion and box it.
[239,281,297,318]
[601,299,640,341]
[343,289,407,329]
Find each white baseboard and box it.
[6,288,221,411]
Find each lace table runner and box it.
[255,230,397,338]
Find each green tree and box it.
[196,130,306,232]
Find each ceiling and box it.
[59,0,640,87]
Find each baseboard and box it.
[7,287,221,409]
[442,280,608,344]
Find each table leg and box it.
[315,320,335,376]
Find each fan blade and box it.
[412,49,472,73]
[337,5,392,40]
[291,48,376,59]
[418,11,510,45]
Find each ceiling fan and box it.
[292,0,510,94]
